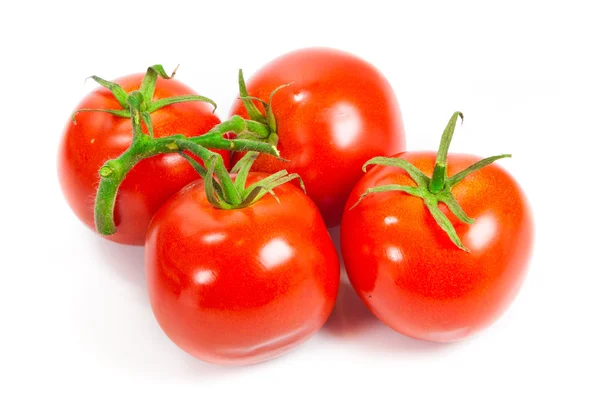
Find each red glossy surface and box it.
[341,152,534,342]
[230,48,405,227]
[58,73,227,245]
[145,174,340,365]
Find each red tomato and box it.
[145,173,340,365]
[341,152,533,342]
[58,74,228,245]
[230,48,405,227]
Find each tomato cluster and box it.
[58,49,533,365]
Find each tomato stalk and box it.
[193,150,305,210]
[351,112,511,251]
[429,112,463,193]
[237,69,292,143]
[94,102,280,235]
[71,65,217,123]
[86,64,283,236]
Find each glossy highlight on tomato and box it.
[145,173,340,365]
[341,152,533,342]
[58,73,228,245]
[231,48,405,227]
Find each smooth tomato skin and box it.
[145,173,340,365]
[230,48,405,227]
[58,73,228,245]
[341,152,533,342]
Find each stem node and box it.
[99,166,113,178]
[166,142,179,151]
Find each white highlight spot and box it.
[260,238,294,269]
[293,92,305,102]
[90,138,95,144]
[330,102,362,148]
[203,232,226,244]
[194,269,216,285]
[384,216,398,225]
[386,246,403,262]
[467,214,497,251]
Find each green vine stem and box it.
[82,64,293,236]
[94,95,279,235]
[78,65,282,236]
[352,111,511,252]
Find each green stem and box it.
[94,117,277,236]
[193,115,272,143]
[429,111,463,193]
[88,64,289,237]
[174,140,241,205]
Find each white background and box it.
[1,1,599,398]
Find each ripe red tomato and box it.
[145,173,340,365]
[341,152,533,342]
[230,48,405,227]
[58,74,228,245]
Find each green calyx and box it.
[352,112,511,252]
[237,69,293,145]
[188,151,304,210]
[179,70,301,209]
[71,64,217,125]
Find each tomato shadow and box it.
[94,237,148,302]
[328,225,341,252]
[323,271,450,354]
[324,273,378,336]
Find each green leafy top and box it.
[352,112,510,251]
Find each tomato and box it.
[58,73,228,245]
[341,152,533,342]
[230,48,405,227]
[145,173,340,365]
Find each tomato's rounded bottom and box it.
[150,290,337,365]
[167,332,316,366]
[92,227,145,246]
[353,288,523,344]
[382,323,479,344]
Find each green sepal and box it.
[238,172,304,206]
[139,64,177,105]
[238,95,269,109]
[351,112,510,252]
[178,152,207,178]
[266,83,293,133]
[140,112,154,138]
[86,75,129,108]
[424,196,470,252]
[204,156,229,209]
[232,152,259,192]
[437,191,475,224]
[178,152,225,199]
[238,69,266,123]
[238,185,281,208]
[446,154,511,189]
[147,94,217,113]
[241,170,289,198]
[363,157,430,187]
[350,184,425,210]
[71,108,130,124]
